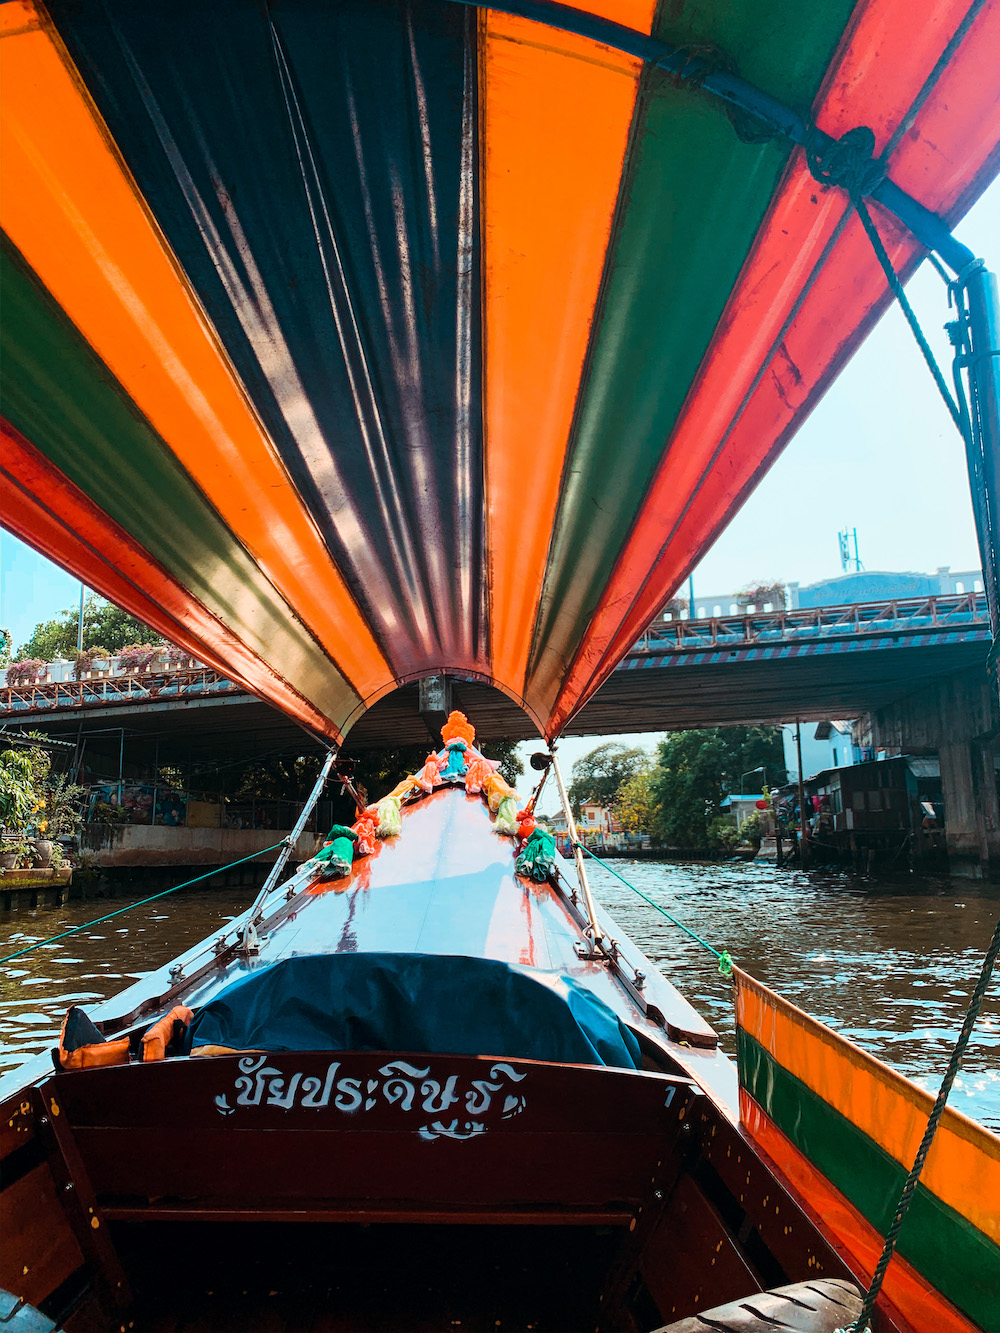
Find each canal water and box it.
[2,860,998,1130]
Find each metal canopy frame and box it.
[452,0,976,272]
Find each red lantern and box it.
[755,799,768,810]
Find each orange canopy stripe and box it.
[1,421,342,741]
[480,6,650,694]
[0,1,390,703]
[542,0,1000,733]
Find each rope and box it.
[803,125,965,436]
[575,843,732,977]
[847,910,1000,1332]
[852,197,965,434]
[0,839,290,964]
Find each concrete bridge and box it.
[3,593,994,877]
[1,593,990,752]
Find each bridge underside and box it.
[3,637,989,772]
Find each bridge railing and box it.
[631,592,989,654]
[0,667,240,714]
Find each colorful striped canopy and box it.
[2,0,998,743]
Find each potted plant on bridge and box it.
[6,658,48,686]
[72,645,111,679]
[735,580,787,612]
[119,642,158,674]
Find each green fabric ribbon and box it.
[516,827,557,883]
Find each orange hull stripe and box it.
[734,971,1000,1244]
[0,4,389,701]
[481,6,651,695]
[741,1090,981,1333]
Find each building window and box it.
[730,603,738,615]
[955,581,965,593]
[698,607,708,618]
[713,604,722,616]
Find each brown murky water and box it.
[2,861,998,1129]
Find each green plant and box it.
[650,726,786,848]
[16,594,150,660]
[706,816,740,853]
[1,833,35,868]
[568,743,649,817]
[738,811,764,848]
[612,767,656,835]
[91,800,131,824]
[39,774,85,838]
[0,748,38,829]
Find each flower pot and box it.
[33,838,53,868]
[0,851,17,871]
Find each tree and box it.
[650,726,786,849]
[568,743,649,816]
[0,628,11,668]
[16,594,155,660]
[612,767,656,834]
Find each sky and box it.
[2,177,996,803]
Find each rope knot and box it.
[806,125,883,198]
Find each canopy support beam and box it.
[952,261,1000,704]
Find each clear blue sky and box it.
[2,178,996,661]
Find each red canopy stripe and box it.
[544,0,1000,737]
[1,420,342,742]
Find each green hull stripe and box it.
[738,1029,1000,1330]
[525,0,857,714]
[1,239,360,726]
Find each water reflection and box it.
[1,861,997,1129]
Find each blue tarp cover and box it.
[185,952,641,1069]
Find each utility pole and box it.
[687,573,695,619]
[76,582,85,652]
